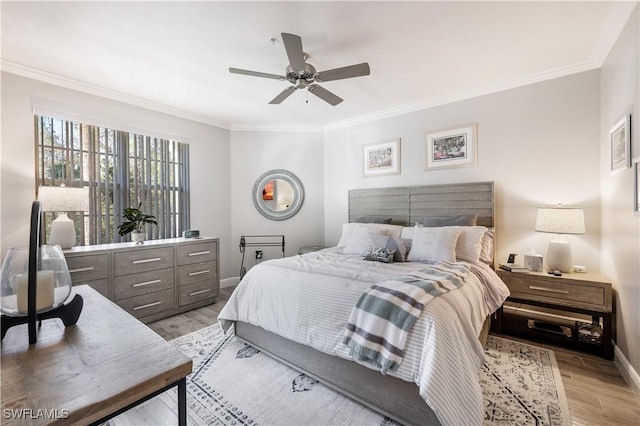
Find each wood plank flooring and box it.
[137,286,640,425]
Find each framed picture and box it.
[363,138,401,177]
[634,157,640,215]
[425,123,477,170]
[609,114,631,174]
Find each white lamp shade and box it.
[535,206,585,273]
[535,206,585,234]
[49,214,76,249]
[38,185,89,212]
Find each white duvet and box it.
[218,248,509,426]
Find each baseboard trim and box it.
[220,277,240,289]
[614,342,640,396]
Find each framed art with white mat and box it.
[609,113,631,174]
[425,123,477,170]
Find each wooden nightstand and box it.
[493,269,614,359]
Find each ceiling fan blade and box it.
[316,63,370,82]
[269,86,297,104]
[229,67,285,81]
[308,84,343,106]
[281,33,305,72]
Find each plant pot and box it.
[131,231,145,244]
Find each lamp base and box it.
[1,294,83,343]
[546,239,573,273]
[49,214,76,249]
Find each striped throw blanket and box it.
[343,262,469,374]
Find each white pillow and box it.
[479,227,495,264]
[447,226,488,263]
[337,223,403,247]
[400,226,417,240]
[343,227,378,255]
[407,226,462,263]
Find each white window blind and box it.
[35,115,190,245]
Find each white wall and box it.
[0,72,235,279]
[324,70,602,272]
[600,5,640,388]
[230,130,324,278]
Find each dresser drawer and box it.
[177,241,217,266]
[114,247,174,276]
[502,275,606,310]
[82,279,109,299]
[117,288,175,319]
[178,262,217,286]
[178,280,218,307]
[66,253,109,282]
[114,268,175,301]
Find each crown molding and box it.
[1,59,231,130]
[230,122,323,133]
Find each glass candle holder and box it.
[1,245,72,316]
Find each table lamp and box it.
[534,205,585,273]
[37,185,88,249]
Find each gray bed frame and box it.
[235,181,495,426]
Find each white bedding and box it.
[218,248,509,426]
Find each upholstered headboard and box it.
[348,181,494,227]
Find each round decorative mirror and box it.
[253,170,304,221]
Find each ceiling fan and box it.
[229,33,370,106]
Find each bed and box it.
[219,182,509,426]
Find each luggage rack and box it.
[239,235,285,279]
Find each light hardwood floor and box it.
[145,286,640,426]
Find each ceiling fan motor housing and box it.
[286,63,316,84]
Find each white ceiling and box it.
[1,1,637,131]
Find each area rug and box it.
[169,324,572,426]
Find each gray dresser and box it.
[64,237,219,323]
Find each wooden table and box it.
[1,285,192,425]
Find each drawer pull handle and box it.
[188,250,211,257]
[132,279,162,288]
[133,257,162,264]
[188,269,210,277]
[529,285,570,294]
[69,266,95,273]
[189,289,211,297]
[132,301,162,311]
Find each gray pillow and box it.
[420,214,477,227]
[368,233,411,262]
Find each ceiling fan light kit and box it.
[229,32,370,106]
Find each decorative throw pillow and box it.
[479,227,495,264]
[343,226,377,255]
[406,226,462,263]
[447,226,488,263]
[368,233,411,262]
[337,223,404,248]
[364,247,396,263]
[420,214,477,227]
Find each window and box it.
[35,115,190,245]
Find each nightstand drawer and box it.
[501,274,607,311]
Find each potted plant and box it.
[118,203,157,244]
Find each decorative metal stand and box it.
[239,235,285,279]
[0,201,83,344]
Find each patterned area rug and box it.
[168,324,572,426]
